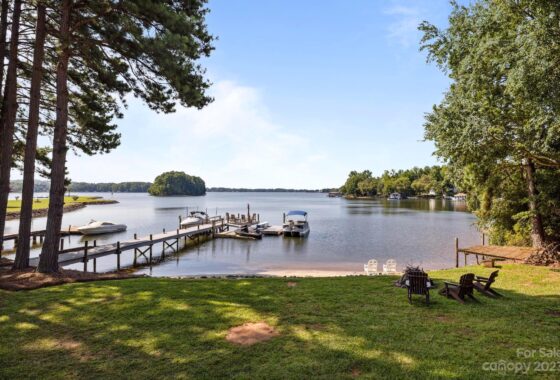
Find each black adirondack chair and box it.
[406,272,431,305]
[473,270,502,297]
[441,273,476,304]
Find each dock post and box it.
[134,233,137,240]
[455,237,459,268]
[93,258,97,273]
[163,228,166,234]
[179,215,182,229]
[176,229,180,251]
[116,241,121,271]
[212,220,215,238]
[149,234,153,264]
[133,249,137,267]
[60,238,64,251]
[14,237,18,247]
[465,252,468,266]
[40,234,43,243]
[83,241,89,272]
[32,235,37,244]
[94,240,97,247]
[482,233,485,246]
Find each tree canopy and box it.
[420,0,560,247]
[340,166,455,197]
[148,171,206,196]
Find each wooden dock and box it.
[262,226,284,236]
[455,237,536,267]
[28,220,226,271]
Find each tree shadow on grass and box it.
[0,266,559,379]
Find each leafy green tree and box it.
[420,0,560,247]
[148,171,206,196]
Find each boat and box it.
[235,225,263,239]
[387,192,402,200]
[77,220,127,235]
[283,210,310,237]
[180,211,208,228]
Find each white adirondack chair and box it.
[383,259,397,275]
[363,259,378,275]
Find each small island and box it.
[148,171,206,196]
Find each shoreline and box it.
[6,199,118,221]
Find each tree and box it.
[13,0,47,269]
[38,0,214,272]
[0,0,22,254]
[420,0,560,247]
[148,171,206,196]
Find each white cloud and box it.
[384,3,423,48]
[64,80,336,189]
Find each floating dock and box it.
[262,226,284,236]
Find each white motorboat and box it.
[283,210,310,237]
[77,220,127,235]
[180,211,208,228]
[387,192,402,200]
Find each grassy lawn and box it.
[0,264,559,379]
[7,196,108,212]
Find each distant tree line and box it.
[208,187,324,193]
[340,166,455,198]
[10,180,332,194]
[69,182,151,193]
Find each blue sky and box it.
[63,0,453,188]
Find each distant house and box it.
[428,189,437,196]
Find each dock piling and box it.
[455,237,459,268]
[116,241,121,271]
[83,241,89,272]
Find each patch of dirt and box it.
[0,268,143,291]
[286,281,298,287]
[0,257,13,267]
[351,368,362,378]
[435,314,453,323]
[546,310,560,317]
[226,322,279,346]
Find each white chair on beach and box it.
[383,259,397,275]
[364,259,378,275]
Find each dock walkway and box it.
[28,221,224,270]
[455,240,535,267]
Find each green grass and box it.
[7,196,108,212]
[1,264,559,379]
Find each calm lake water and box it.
[4,192,480,275]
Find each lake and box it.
[4,192,480,275]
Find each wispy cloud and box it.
[384,3,424,48]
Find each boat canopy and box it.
[287,210,307,216]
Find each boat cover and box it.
[287,210,307,216]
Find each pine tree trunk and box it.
[0,0,22,256]
[13,2,47,269]
[0,0,10,96]
[524,158,545,248]
[37,0,71,273]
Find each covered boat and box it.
[180,211,208,228]
[283,210,310,237]
[77,220,127,235]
